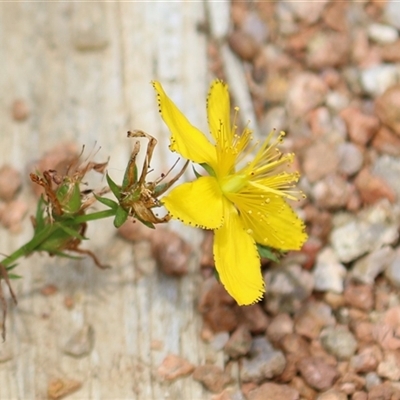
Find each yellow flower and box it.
[152,80,307,305]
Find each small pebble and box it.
[294,301,336,340]
[313,247,346,293]
[228,30,260,62]
[377,350,400,380]
[224,326,252,358]
[368,23,399,44]
[297,356,339,391]
[240,337,286,383]
[320,326,358,360]
[266,314,294,343]
[62,325,95,358]
[350,345,381,373]
[238,304,269,334]
[0,199,28,233]
[193,364,232,393]
[11,99,30,121]
[385,249,400,287]
[351,246,394,285]
[47,378,82,400]
[343,283,374,311]
[364,372,381,391]
[248,382,299,400]
[157,354,195,381]
[0,165,22,201]
[316,389,347,400]
[336,142,364,176]
[375,84,400,136]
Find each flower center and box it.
[220,174,248,194]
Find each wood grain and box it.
[0,2,224,399]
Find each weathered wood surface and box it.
[0,2,229,399]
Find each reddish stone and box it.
[285,26,320,52]
[350,320,374,344]
[11,99,30,121]
[0,199,28,233]
[276,353,298,383]
[344,283,374,311]
[294,302,335,340]
[286,73,328,118]
[302,140,339,183]
[281,334,310,358]
[157,354,195,381]
[248,382,299,400]
[381,40,400,63]
[224,325,252,358]
[350,345,382,373]
[198,280,238,333]
[228,30,260,62]
[266,314,294,343]
[307,32,351,70]
[211,389,238,400]
[303,204,333,242]
[351,391,367,400]
[150,229,191,276]
[354,168,396,205]
[40,284,58,296]
[237,304,269,334]
[193,365,232,393]
[297,357,339,391]
[322,1,348,32]
[47,378,82,400]
[301,236,323,270]
[367,383,394,400]
[375,84,400,136]
[290,376,317,400]
[372,126,400,156]
[340,107,379,146]
[0,165,22,202]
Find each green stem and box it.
[73,209,115,224]
[1,225,56,268]
[1,210,115,270]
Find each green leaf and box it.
[256,243,281,263]
[58,224,87,241]
[192,166,202,179]
[200,163,216,177]
[113,206,129,228]
[213,268,220,282]
[35,196,47,228]
[7,273,22,279]
[153,182,169,197]
[94,194,119,210]
[136,217,155,229]
[106,173,121,199]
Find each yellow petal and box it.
[152,81,217,166]
[162,176,224,229]
[207,80,231,144]
[230,191,307,250]
[214,200,265,305]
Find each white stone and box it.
[368,23,399,44]
[313,247,347,293]
[360,64,400,97]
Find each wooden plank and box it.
[0,2,214,399]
